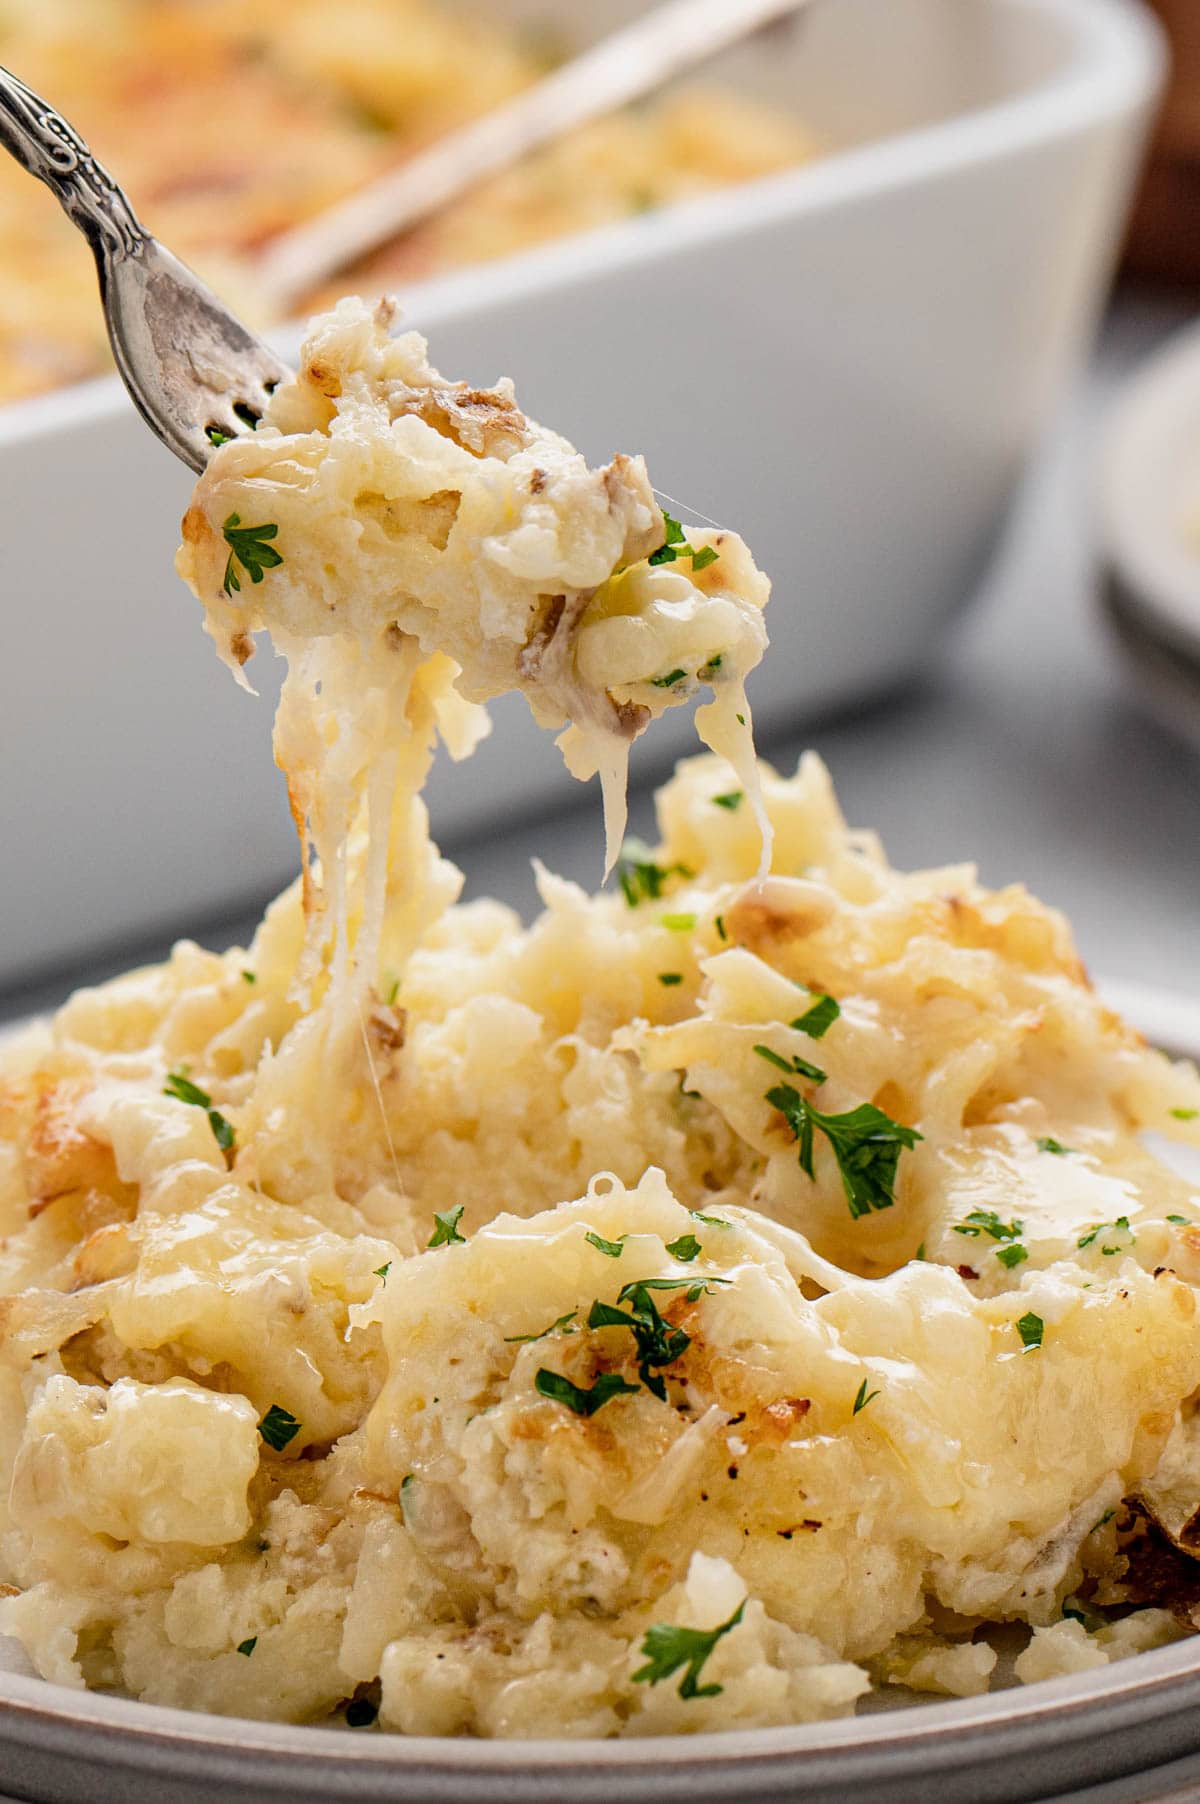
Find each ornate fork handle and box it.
[0,64,146,262]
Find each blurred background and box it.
[0,0,1198,1029]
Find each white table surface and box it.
[2,285,1197,1026]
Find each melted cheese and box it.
[0,305,1199,1737]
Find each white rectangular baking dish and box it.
[0,0,1164,988]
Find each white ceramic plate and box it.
[0,980,1196,1804]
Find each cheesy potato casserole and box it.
[0,0,816,405]
[1,301,1200,1737]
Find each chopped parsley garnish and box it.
[588,1285,691,1401]
[222,513,283,593]
[1063,1601,1102,1632]
[766,1084,922,1219]
[659,912,696,931]
[791,994,840,1039]
[163,1068,235,1157]
[1078,1216,1134,1255]
[206,425,232,447]
[345,1697,379,1728]
[241,969,256,984]
[505,1310,578,1344]
[373,1263,391,1282]
[754,1044,827,1085]
[736,712,745,725]
[658,972,684,987]
[209,1110,236,1153]
[1171,1107,1199,1121]
[1168,1214,1191,1225]
[615,837,692,908]
[616,1277,728,1303]
[714,914,727,941]
[712,791,743,811]
[163,1068,210,1108]
[914,1242,926,1261]
[632,1600,745,1700]
[953,1209,1023,1243]
[1016,1312,1044,1351]
[428,1205,466,1247]
[664,1232,701,1262]
[236,1637,257,1657]
[1035,1136,1076,1157]
[995,1244,1028,1270]
[700,654,723,678]
[1093,1508,1116,1531]
[585,1231,628,1258]
[534,1368,639,1416]
[691,1210,731,1229]
[651,669,687,689]
[852,1379,879,1415]
[647,511,720,574]
[258,1403,301,1451]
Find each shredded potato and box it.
[2,303,1200,1735]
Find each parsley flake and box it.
[646,510,720,574]
[236,1637,257,1657]
[241,969,256,984]
[995,1243,1028,1270]
[222,513,283,593]
[633,1600,745,1699]
[615,838,692,908]
[691,1210,731,1229]
[953,1209,1024,1243]
[206,425,232,447]
[1035,1137,1076,1157]
[163,1069,235,1157]
[616,1276,728,1303]
[651,669,687,689]
[852,1378,879,1415]
[1171,1107,1199,1121]
[700,654,723,678]
[664,1233,701,1262]
[658,972,684,987]
[714,914,727,941]
[373,1263,391,1282]
[585,1231,628,1258]
[428,1205,466,1247]
[208,1110,235,1153]
[754,1044,827,1085]
[766,1084,921,1219]
[535,1368,639,1416]
[712,791,743,812]
[1077,1216,1134,1254]
[505,1310,578,1344]
[1168,1214,1191,1225]
[791,994,840,1039]
[258,1403,301,1451]
[163,1068,210,1108]
[1016,1312,1044,1351]
[588,1286,692,1401]
[659,912,696,931]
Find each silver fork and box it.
[0,66,288,473]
